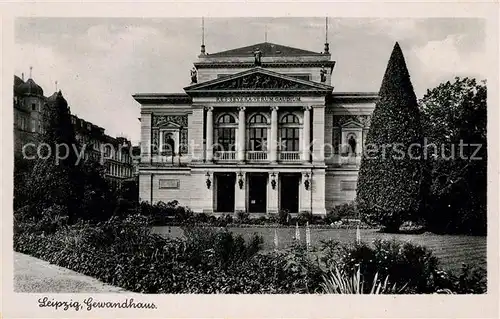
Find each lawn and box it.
[153,226,486,272]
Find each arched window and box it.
[248,113,268,151]
[215,113,237,152]
[218,114,236,124]
[281,114,300,124]
[279,113,300,151]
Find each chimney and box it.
[21,73,24,81]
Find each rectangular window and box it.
[217,128,236,151]
[31,103,36,111]
[31,119,36,132]
[280,128,299,151]
[249,128,267,151]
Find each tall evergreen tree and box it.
[356,42,425,232]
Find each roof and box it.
[206,42,327,57]
[17,78,44,96]
[14,75,25,95]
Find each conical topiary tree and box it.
[356,42,425,232]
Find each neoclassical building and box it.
[134,41,378,215]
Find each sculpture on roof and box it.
[253,48,262,66]
[320,66,327,83]
[190,67,198,84]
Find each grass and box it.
[152,226,486,272]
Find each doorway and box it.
[280,173,300,213]
[248,173,267,213]
[215,173,235,213]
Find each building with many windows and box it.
[133,41,378,215]
[14,73,135,187]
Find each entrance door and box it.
[216,173,235,213]
[280,174,300,213]
[248,173,267,213]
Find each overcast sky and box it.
[15,17,486,144]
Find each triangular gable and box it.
[184,68,333,96]
[341,120,364,129]
[207,42,327,57]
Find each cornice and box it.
[132,93,192,105]
[193,61,336,69]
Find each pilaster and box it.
[299,171,312,212]
[237,107,246,162]
[205,106,214,161]
[312,105,325,164]
[311,168,326,215]
[235,171,246,211]
[267,171,279,214]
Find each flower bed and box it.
[13,215,486,294]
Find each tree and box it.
[419,77,486,235]
[20,91,84,223]
[356,42,425,232]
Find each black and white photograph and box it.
[2,4,499,317]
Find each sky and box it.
[15,17,486,144]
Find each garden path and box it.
[14,252,132,293]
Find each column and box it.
[302,106,311,162]
[267,171,279,214]
[312,106,325,164]
[237,106,246,162]
[205,106,214,162]
[269,106,278,162]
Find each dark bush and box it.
[297,211,313,225]
[326,202,358,224]
[236,210,250,223]
[278,209,291,225]
[337,239,440,293]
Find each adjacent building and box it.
[14,74,136,188]
[134,41,379,215]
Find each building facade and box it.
[14,74,136,187]
[134,42,378,215]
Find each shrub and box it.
[297,211,313,225]
[320,266,405,294]
[337,239,439,293]
[194,212,209,223]
[325,210,341,224]
[327,202,358,224]
[278,209,291,225]
[235,210,250,223]
[433,264,487,294]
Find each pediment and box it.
[152,114,188,128]
[184,68,333,96]
[341,120,364,129]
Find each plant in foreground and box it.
[320,265,407,294]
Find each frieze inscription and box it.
[216,96,301,103]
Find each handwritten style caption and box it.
[38,296,157,311]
